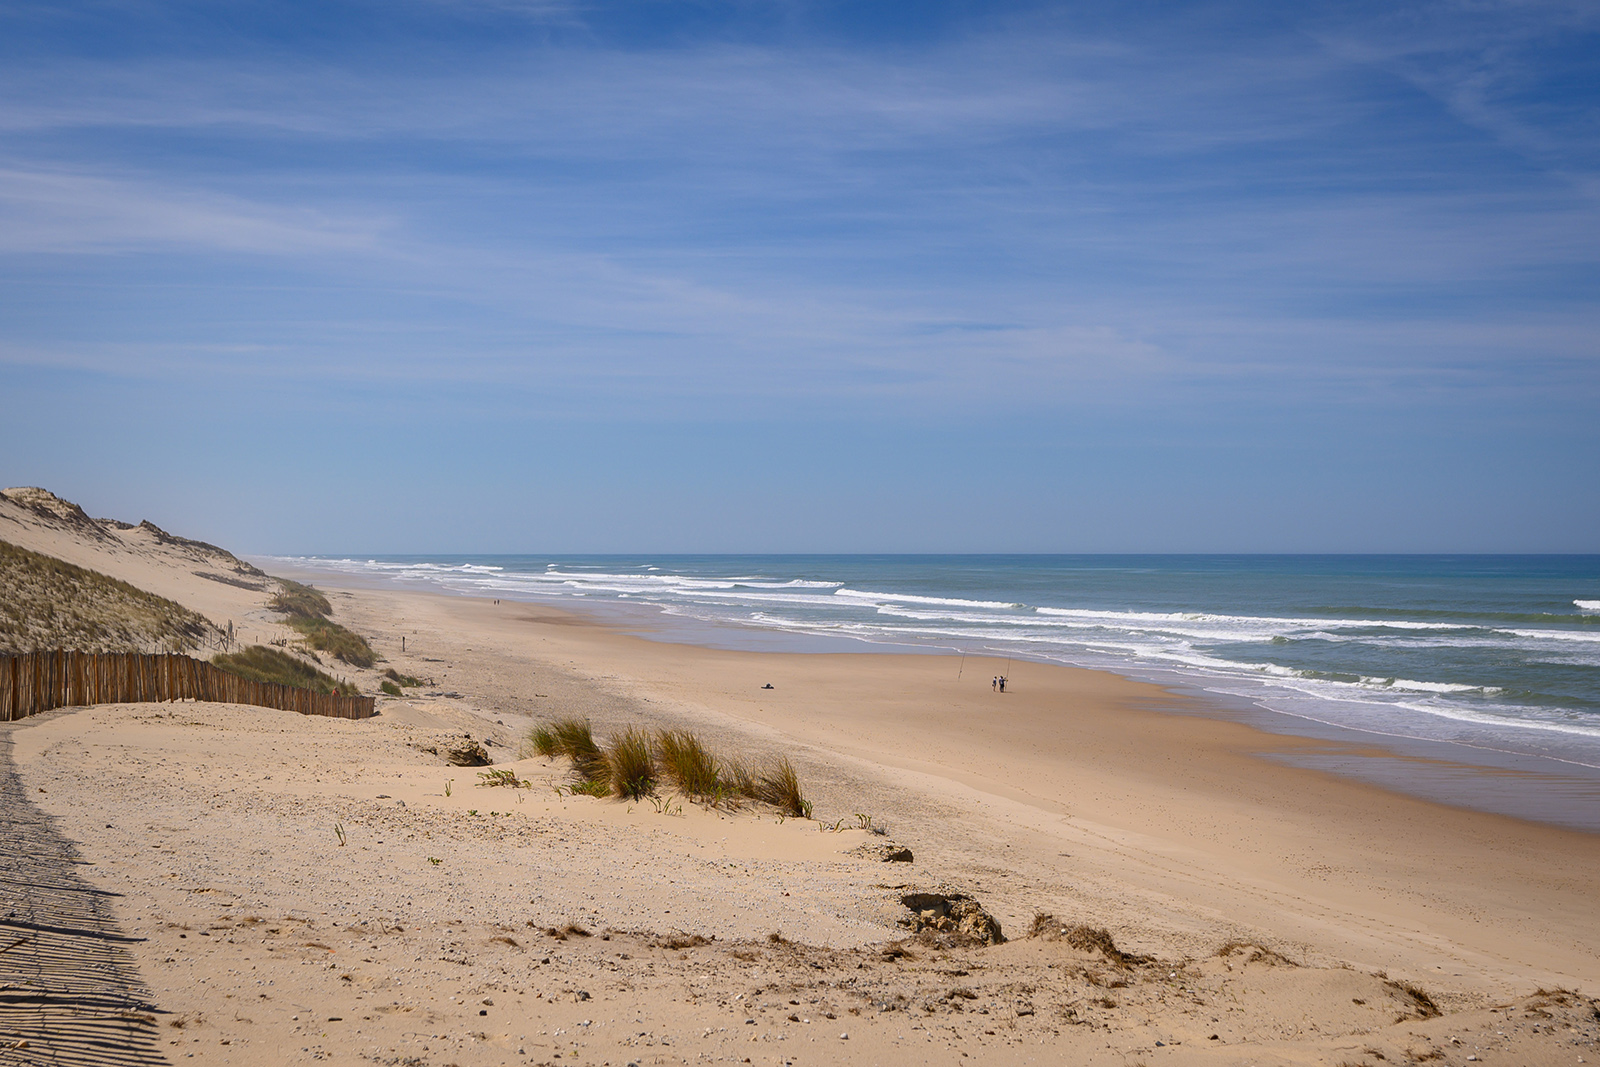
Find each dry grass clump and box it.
[525,718,811,816]
[552,718,608,782]
[721,757,758,798]
[655,933,711,950]
[1216,940,1298,966]
[1028,914,1146,967]
[1386,979,1442,1019]
[0,539,219,653]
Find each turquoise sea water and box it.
[278,554,1600,772]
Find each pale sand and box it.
[4,506,1599,1065]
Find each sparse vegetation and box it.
[527,723,558,758]
[267,578,331,619]
[525,717,811,816]
[1217,940,1298,966]
[477,768,529,789]
[605,727,657,800]
[282,615,376,668]
[1386,979,1441,1019]
[380,680,403,697]
[211,645,359,696]
[383,668,422,687]
[1029,915,1148,966]
[656,729,721,797]
[264,576,376,666]
[752,757,811,818]
[0,538,219,653]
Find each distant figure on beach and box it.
[992,676,998,692]
[998,676,1006,693]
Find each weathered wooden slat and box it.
[0,651,374,721]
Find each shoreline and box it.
[315,578,1600,989]
[11,570,1600,1063]
[267,556,1600,836]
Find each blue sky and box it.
[1,0,1596,552]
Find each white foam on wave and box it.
[1360,677,1485,695]
[1507,628,1600,644]
[1576,600,1600,612]
[833,588,1021,610]
[1037,605,1468,634]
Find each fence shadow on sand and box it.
[0,724,168,1067]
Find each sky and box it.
[0,0,1596,553]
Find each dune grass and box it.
[283,615,376,668]
[527,723,558,758]
[267,578,332,619]
[553,718,608,782]
[0,538,218,654]
[264,575,376,667]
[383,668,422,687]
[751,757,811,818]
[380,679,403,696]
[605,727,657,800]
[212,645,359,696]
[656,729,721,797]
[525,717,811,815]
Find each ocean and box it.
[275,553,1600,826]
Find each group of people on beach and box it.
[992,675,1008,693]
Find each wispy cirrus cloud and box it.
[0,0,1594,420]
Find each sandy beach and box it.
[3,495,1599,1066]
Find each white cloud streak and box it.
[0,2,1594,415]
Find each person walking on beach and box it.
[998,676,1006,693]
[992,676,998,692]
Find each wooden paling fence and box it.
[0,651,375,722]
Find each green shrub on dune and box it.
[212,645,359,696]
[282,615,377,667]
[264,576,376,667]
[268,578,332,619]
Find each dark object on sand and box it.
[898,889,1004,945]
[761,683,774,689]
[850,841,914,863]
